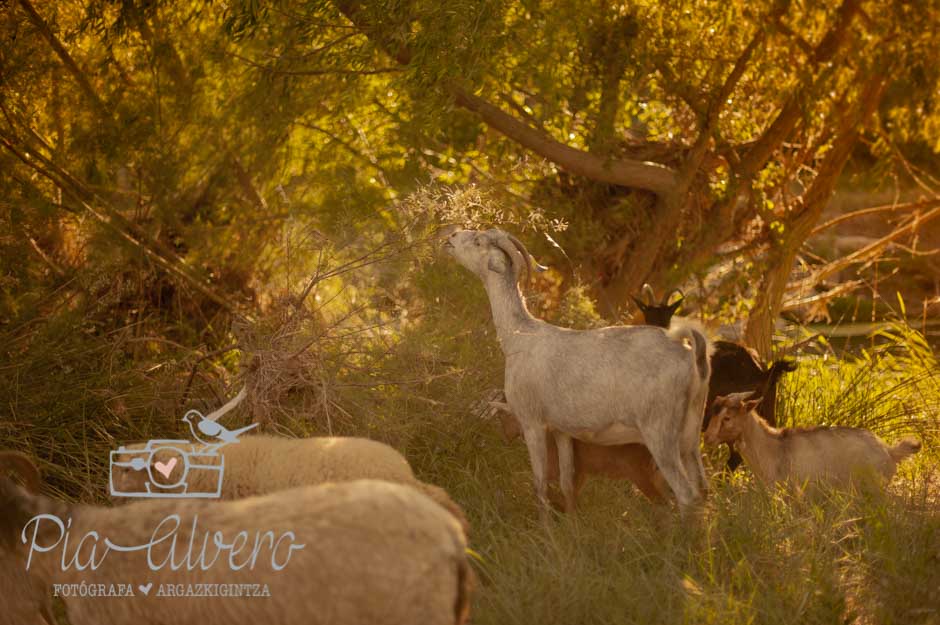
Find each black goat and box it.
[634,285,797,470]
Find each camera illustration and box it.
[109,439,225,499]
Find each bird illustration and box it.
[182,410,258,450]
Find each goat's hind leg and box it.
[522,424,552,518]
[553,432,577,512]
[644,432,700,512]
[679,406,708,497]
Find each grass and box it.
[398,318,940,625]
[433,460,940,625]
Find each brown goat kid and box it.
[491,401,671,509]
[704,393,922,488]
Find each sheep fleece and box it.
[112,435,416,498]
[17,480,471,625]
[111,435,468,530]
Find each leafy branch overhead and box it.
[0,0,938,363]
[326,0,935,354]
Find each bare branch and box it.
[803,201,940,287]
[811,198,940,236]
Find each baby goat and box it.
[704,393,922,488]
[490,400,671,508]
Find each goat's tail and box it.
[888,437,922,465]
[667,319,712,383]
[767,359,798,384]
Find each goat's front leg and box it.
[553,432,576,513]
[522,424,551,518]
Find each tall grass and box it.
[399,314,939,625]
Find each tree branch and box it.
[450,88,678,194]
[0,131,249,320]
[803,201,940,287]
[331,0,679,196]
[736,0,862,179]
[811,198,940,236]
[743,66,888,356]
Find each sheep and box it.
[703,393,922,488]
[0,453,54,625]
[490,400,671,508]
[444,228,711,513]
[110,434,468,532]
[1,452,473,625]
[632,285,798,470]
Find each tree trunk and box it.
[744,70,888,358]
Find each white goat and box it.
[1,452,473,625]
[444,228,711,512]
[704,392,922,488]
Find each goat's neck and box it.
[737,412,784,484]
[483,271,536,349]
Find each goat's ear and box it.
[487,252,507,274]
[743,398,762,412]
[631,296,649,312]
[667,299,683,314]
[712,395,727,409]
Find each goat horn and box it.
[489,231,534,288]
[506,233,535,286]
[641,283,655,305]
[664,289,684,305]
[0,451,41,494]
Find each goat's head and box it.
[704,392,762,445]
[631,284,684,328]
[444,229,543,286]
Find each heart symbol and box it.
[154,458,178,479]
[138,582,153,595]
